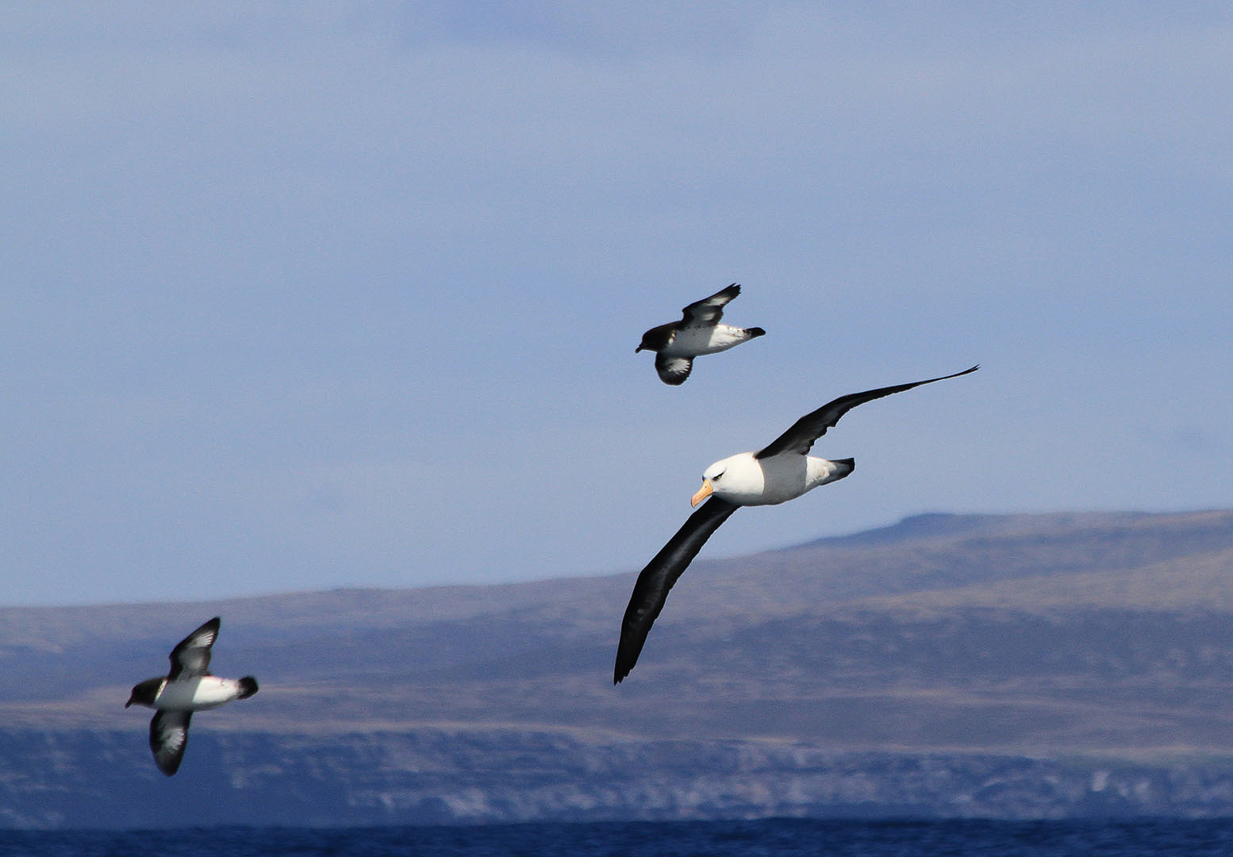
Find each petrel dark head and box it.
[125,678,163,709]
[636,323,676,354]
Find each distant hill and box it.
[3,509,1233,827]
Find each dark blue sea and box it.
[4,819,1233,856]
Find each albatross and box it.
[613,364,979,683]
[126,617,259,776]
[637,283,765,385]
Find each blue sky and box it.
[3,3,1230,606]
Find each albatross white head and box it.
[692,452,855,508]
[692,453,762,507]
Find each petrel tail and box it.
[237,676,259,699]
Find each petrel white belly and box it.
[664,324,750,356]
[154,676,243,711]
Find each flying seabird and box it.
[614,364,979,683]
[126,617,258,776]
[637,283,765,385]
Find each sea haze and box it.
[2,510,1233,828]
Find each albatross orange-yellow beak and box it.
[690,479,713,507]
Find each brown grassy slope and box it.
[1,510,1231,754]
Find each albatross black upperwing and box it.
[679,283,740,328]
[614,497,739,684]
[754,365,979,460]
[167,617,220,681]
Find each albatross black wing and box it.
[167,617,220,681]
[614,497,739,683]
[679,283,740,328]
[755,365,979,460]
[150,710,192,776]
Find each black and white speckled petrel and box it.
[613,365,979,683]
[125,617,258,776]
[636,283,765,385]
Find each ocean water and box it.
[3,818,1233,856]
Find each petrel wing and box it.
[654,353,694,385]
[150,710,192,776]
[755,365,979,460]
[679,283,740,328]
[614,497,739,683]
[168,617,220,680]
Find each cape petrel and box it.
[636,283,765,385]
[126,617,258,776]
